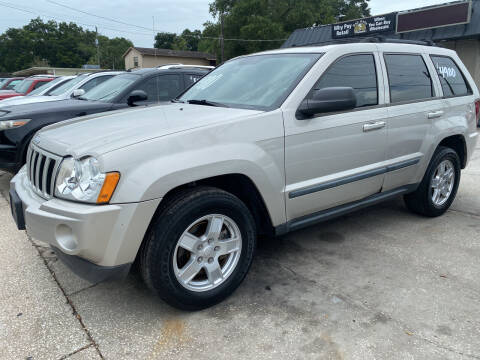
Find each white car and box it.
[0,76,76,107]
[0,72,123,108]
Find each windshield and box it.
[80,74,138,102]
[179,53,321,110]
[28,77,67,96]
[48,74,87,96]
[14,79,35,94]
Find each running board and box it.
[276,184,418,235]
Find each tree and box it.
[89,36,133,70]
[154,32,177,49]
[202,0,371,61]
[0,18,133,72]
[154,29,202,52]
[178,29,202,51]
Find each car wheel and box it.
[404,146,461,217]
[140,187,256,310]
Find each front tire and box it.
[404,146,461,217]
[140,187,256,310]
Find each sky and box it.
[0,0,451,47]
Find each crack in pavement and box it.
[0,189,104,360]
[59,343,96,360]
[27,234,105,360]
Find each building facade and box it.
[282,1,480,88]
[123,47,216,70]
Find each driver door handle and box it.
[428,111,444,119]
[363,121,386,132]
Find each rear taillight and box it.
[476,99,480,127]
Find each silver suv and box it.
[10,42,479,310]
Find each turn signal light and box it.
[97,172,120,204]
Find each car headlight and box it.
[55,156,120,204]
[0,119,31,130]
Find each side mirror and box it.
[71,89,85,98]
[298,87,357,118]
[127,90,148,106]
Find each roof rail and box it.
[363,36,437,46]
[297,36,437,47]
[157,64,215,70]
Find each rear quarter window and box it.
[430,55,472,97]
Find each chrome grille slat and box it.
[34,154,42,191]
[26,143,62,200]
[29,152,37,187]
[49,159,61,197]
[26,146,32,180]
[42,158,50,196]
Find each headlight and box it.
[0,119,31,130]
[55,156,120,204]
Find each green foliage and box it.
[163,0,371,61]
[154,29,202,52]
[0,1,371,72]
[0,18,132,72]
[203,0,371,61]
[90,36,133,70]
[154,32,177,49]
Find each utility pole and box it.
[220,11,225,64]
[95,26,100,67]
[153,16,157,59]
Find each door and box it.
[381,53,444,191]
[284,52,388,221]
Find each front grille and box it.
[26,144,62,199]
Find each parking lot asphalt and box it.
[0,143,479,360]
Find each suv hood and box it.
[36,103,263,157]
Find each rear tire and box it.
[140,187,256,310]
[404,146,461,217]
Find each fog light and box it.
[55,224,78,252]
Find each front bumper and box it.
[10,167,161,281]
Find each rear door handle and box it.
[428,111,444,119]
[363,121,386,132]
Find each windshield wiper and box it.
[187,99,229,108]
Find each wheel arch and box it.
[148,173,276,237]
[436,134,467,169]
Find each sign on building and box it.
[332,14,396,39]
[396,1,472,33]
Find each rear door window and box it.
[313,54,378,108]
[384,54,434,103]
[430,56,472,97]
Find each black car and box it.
[0,67,209,172]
